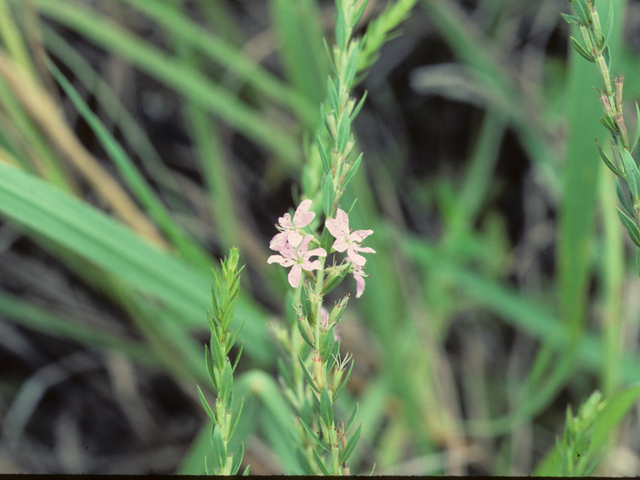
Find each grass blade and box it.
[31,0,301,167]
[0,161,274,365]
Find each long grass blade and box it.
[30,0,301,167]
[0,161,275,365]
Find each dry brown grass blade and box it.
[0,47,167,248]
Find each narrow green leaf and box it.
[322,175,335,217]
[197,385,216,423]
[336,113,351,153]
[228,317,246,354]
[327,77,339,114]
[276,357,295,391]
[322,37,336,75]
[339,423,361,465]
[221,302,237,333]
[311,388,321,413]
[623,149,640,201]
[317,135,332,175]
[616,178,634,217]
[560,13,581,25]
[301,286,313,319]
[570,36,594,62]
[345,402,359,433]
[333,358,355,401]
[219,362,234,408]
[637,249,640,278]
[633,103,640,158]
[231,441,244,475]
[299,416,329,452]
[336,8,346,49]
[320,327,335,360]
[320,387,334,427]
[211,425,227,472]
[344,46,359,87]
[341,152,363,190]
[603,0,614,48]
[216,281,229,317]
[210,285,220,318]
[600,114,618,133]
[353,0,370,27]
[572,0,591,25]
[229,396,245,441]
[204,344,217,390]
[617,208,640,247]
[210,330,226,369]
[350,90,368,121]
[319,226,333,255]
[603,44,611,70]
[597,141,624,177]
[313,447,331,475]
[298,354,320,393]
[324,338,339,372]
[232,342,244,374]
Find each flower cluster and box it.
[325,208,375,298]
[268,200,375,297]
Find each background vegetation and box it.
[1,0,640,475]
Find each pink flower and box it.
[352,265,368,298]
[267,235,326,288]
[270,199,316,252]
[325,208,375,268]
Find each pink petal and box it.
[281,243,297,258]
[288,264,302,288]
[302,259,322,271]
[293,199,315,227]
[288,231,303,248]
[335,209,349,230]
[347,250,367,267]
[325,218,343,238]
[269,231,288,251]
[350,229,373,242]
[267,254,294,267]
[320,307,329,325]
[305,247,327,259]
[331,237,349,252]
[277,212,293,229]
[297,235,314,254]
[353,270,365,298]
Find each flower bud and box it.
[322,262,350,295]
[329,294,350,325]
